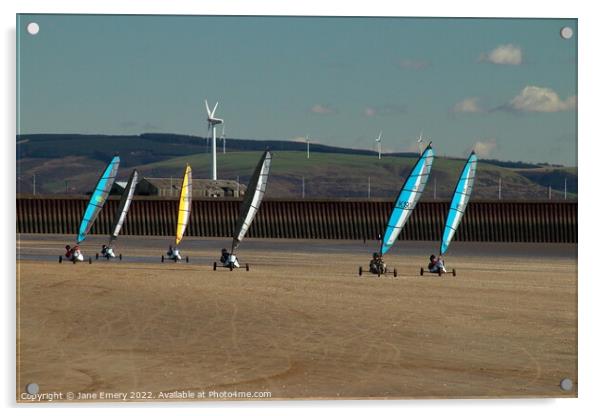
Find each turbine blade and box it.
[212,101,219,117]
[205,99,211,116]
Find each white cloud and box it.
[507,86,576,112]
[309,104,336,115]
[451,97,483,113]
[399,59,430,70]
[473,139,498,157]
[480,44,522,65]
[364,107,377,117]
[363,104,407,117]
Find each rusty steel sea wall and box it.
[16,197,577,243]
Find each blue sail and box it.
[77,156,120,243]
[440,152,477,255]
[380,144,434,255]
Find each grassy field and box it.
[135,151,574,200]
[17,150,577,200]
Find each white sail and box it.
[232,150,272,251]
[109,169,139,241]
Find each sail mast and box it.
[108,169,139,245]
[380,144,434,255]
[231,150,272,253]
[77,155,120,243]
[175,165,192,246]
[440,152,477,255]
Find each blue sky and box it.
[17,15,577,165]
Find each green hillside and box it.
[16,134,577,200]
[133,151,575,201]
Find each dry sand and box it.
[16,236,577,401]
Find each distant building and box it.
[110,181,129,195]
[127,177,246,198]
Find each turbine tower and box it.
[220,124,226,154]
[375,131,382,160]
[205,99,224,180]
[306,135,310,159]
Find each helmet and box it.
[222,248,228,253]
[430,254,436,261]
[372,252,378,258]
[65,245,71,250]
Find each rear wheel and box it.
[58,256,62,264]
[88,257,92,264]
[161,255,164,263]
[358,266,363,276]
[119,253,122,261]
[229,264,233,271]
[245,263,249,271]
[213,262,217,271]
[453,268,456,277]
[393,268,397,277]
[95,253,99,260]
[438,269,442,277]
[420,267,424,276]
[186,256,189,263]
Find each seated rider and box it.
[369,252,385,274]
[428,254,447,274]
[220,248,230,264]
[101,244,108,256]
[167,245,173,257]
[369,252,379,273]
[65,245,73,258]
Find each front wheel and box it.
[161,255,164,263]
[420,267,424,276]
[95,253,99,260]
[119,253,122,261]
[245,263,249,271]
[438,269,442,277]
[213,262,217,271]
[358,266,363,276]
[452,268,456,277]
[393,268,397,277]
[88,257,92,264]
[58,255,62,264]
[229,264,233,271]
[186,256,189,263]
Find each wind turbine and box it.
[375,130,382,160]
[417,130,425,153]
[205,99,224,180]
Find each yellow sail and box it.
[175,165,192,245]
